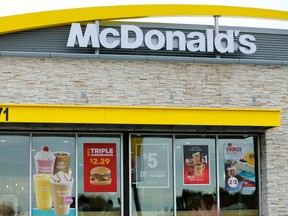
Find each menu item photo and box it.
[90,166,112,185]
[50,171,74,215]
[33,174,52,210]
[34,146,55,174]
[32,144,75,216]
[53,152,71,174]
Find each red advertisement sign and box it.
[183,145,210,185]
[84,143,117,192]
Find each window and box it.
[0,132,259,216]
[0,134,30,216]
[130,134,173,216]
[130,134,259,216]
[175,135,217,215]
[218,135,258,215]
[31,134,76,216]
[77,134,122,216]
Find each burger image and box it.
[90,166,111,185]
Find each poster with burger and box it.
[83,143,117,192]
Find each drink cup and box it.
[185,158,195,178]
[193,152,201,163]
[33,174,52,210]
[194,163,205,176]
[35,159,55,174]
[34,146,56,174]
[50,172,74,215]
[53,152,71,174]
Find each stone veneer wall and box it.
[1,57,288,215]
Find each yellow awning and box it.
[0,104,280,127]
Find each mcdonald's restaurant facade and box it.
[0,5,287,216]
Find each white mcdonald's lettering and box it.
[66,22,257,55]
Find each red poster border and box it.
[183,145,210,185]
[83,143,117,192]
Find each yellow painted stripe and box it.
[0,5,288,35]
[0,104,280,126]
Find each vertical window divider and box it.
[29,133,32,216]
[128,133,132,216]
[216,135,220,215]
[173,134,177,216]
[120,133,124,216]
[75,133,78,214]
[257,136,262,216]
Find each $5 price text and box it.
[142,152,158,168]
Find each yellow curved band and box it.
[0,4,288,35]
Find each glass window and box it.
[0,134,30,216]
[31,134,76,216]
[130,134,173,216]
[175,135,217,216]
[77,134,122,216]
[0,131,260,216]
[218,135,259,216]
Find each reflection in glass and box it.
[130,134,173,216]
[77,134,121,216]
[0,134,30,216]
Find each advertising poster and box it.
[183,145,210,185]
[32,146,75,216]
[136,144,169,188]
[83,143,117,192]
[224,143,256,194]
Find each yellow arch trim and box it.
[0,4,288,34]
[0,104,280,127]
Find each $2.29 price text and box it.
[90,158,110,165]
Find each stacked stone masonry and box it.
[0,56,287,215]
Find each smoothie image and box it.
[53,152,71,174]
[33,174,52,210]
[50,171,74,215]
[34,146,55,174]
